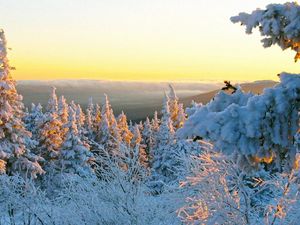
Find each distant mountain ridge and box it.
[181,80,278,107]
[16,79,278,121]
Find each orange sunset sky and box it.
[0,0,299,82]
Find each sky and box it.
[0,0,299,82]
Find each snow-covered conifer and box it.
[117,111,133,146]
[132,124,148,168]
[93,103,101,134]
[231,2,300,62]
[85,97,94,139]
[101,94,115,126]
[155,94,174,147]
[168,84,180,129]
[87,97,94,115]
[175,103,186,129]
[0,30,44,178]
[152,111,160,133]
[58,96,68,125]
[142,117,154,158]
[38,89,64,170]
[75,104,85,135]
[150,94,176,192]
[59,107,92,176]
[58,96,69,142]
[110,119,122,155]
[131,124,142,148]
[25,103,44,140]
[97,114,110,148]
[47,87,58,113]
[179,74,300,171]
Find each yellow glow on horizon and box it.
[1,0,299,82]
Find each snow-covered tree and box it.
[38,88,63,171]
[175,103,186,129]
[87,97,94,115]
[155,94,175,148]
[110,119,122,155]
[93,103,101,134]
[178,148,300,224]
[231,2,300,62]
[58,96,68,125]
[117,111,133,146]
[97,114,110,148]
[179,73,300,171]
[94,94,121,156]
[58,96,69,142]
[168,84,180,128]
[101,94,115,126]
[142,117,154,158]
[58,106,93,176]
[96,111,120,155]
[131,124,148,168]
[0,30,44,178]
[75,104,85,136]
[151,111,160,133]
[85,97,94,139]
[150,95,200,189]
[150,94,176,192]
[46,87,58,113]
[24,103,44,140]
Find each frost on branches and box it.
[179,73,300,171]
[25,103,44,141]
[0,30,43,178]
[38,87,63,171]
[178,149,300,224]
[231,2,300,62]
[58,106,93,177]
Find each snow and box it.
[0,2,300,222]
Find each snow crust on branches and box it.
[231,2,300,62]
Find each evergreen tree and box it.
[87,97,94,115]
[97,114,110,148]
[175,103,186,129]
[47,87,58,113]
[117,111,133,146]
[156,93,174,147]
[24,103,44,140]
[168,84,180,129]
[58,95,69,141]
[151,111,160,133]
[131,124,148,168]
[0,30,44,178]
[75,104,85,136]
[59,106,93,176]
[179,74,300,171]
[101,94,116,126]
[38,88,63,171]
[110,119,122,156]
[58,96,68,125]
[93,103,101,134]
[131,124,142,148]
[231,2,300,62]
[142,117,154,158]
[150,94,176,192]
[85,97,94,139]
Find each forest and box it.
[0,2,299,225]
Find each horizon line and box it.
[15,78,278,84]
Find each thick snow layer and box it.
[178,73,300,170]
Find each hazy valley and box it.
[17,79,277,120]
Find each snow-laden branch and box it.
[231,2,300,62]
